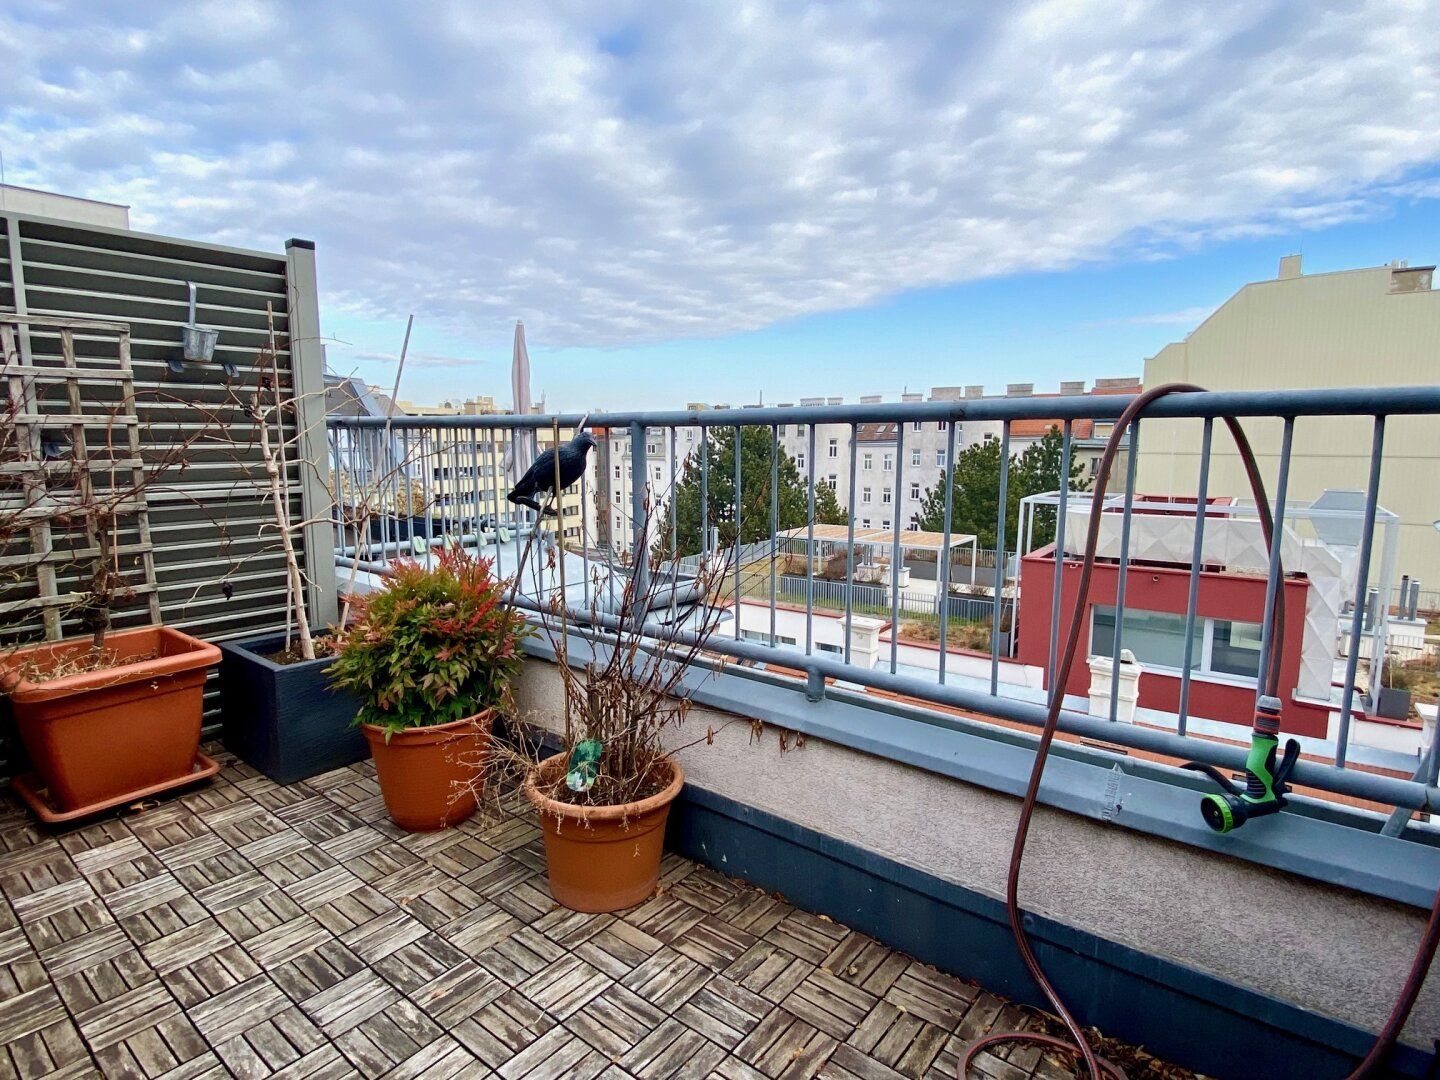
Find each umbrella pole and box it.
[552,418,571,732]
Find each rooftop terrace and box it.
[0,747,1183,1080]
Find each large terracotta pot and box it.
[524,754,684,913]
[362,711,491,831]
[0,626,220,821]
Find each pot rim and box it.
[524,753,684,823]
[361,708,494,745]
[0,625,219,701]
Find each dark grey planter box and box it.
[1376,687,1413,721]
[219,633,367,785]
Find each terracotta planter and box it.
[0,626,220,821]
[525,754,684,913]
[362,711,491,831]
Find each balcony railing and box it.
[328,384,1440,891]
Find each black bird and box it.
[507,431,597,516]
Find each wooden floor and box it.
[0,748,1111,1080]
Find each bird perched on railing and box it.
[507,430,598,516]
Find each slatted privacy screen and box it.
[1,212,332,754]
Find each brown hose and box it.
[961,384,1299,1079]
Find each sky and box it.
[2,1,1438,412]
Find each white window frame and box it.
[828,439,839,458]
[909,483,920,500]
[862,486,872,503]
[862,453,873,470]
[882,487,893,505]
[883,453,894,471]
[912,420,923,432]
[911,448,921,467]
[935,450,945,468]
[1089,605,1262,686]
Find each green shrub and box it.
[329,549,529,736]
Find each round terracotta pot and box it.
[524,754,684,913]
[362,711,491,832]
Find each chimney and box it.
[1006,383,1033,397]
[860,394,882,404]
[965,385,985,399]
[827,397,843,406]
[1278,254,1303,280]
[901,393,923,403]
[1059,380,1085,396]
[929,386,963,401]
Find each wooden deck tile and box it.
[0,750,1198,1080]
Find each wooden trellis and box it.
[1,313,161,640]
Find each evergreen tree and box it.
[666,427,847,556]
[911,426,1087,550]
[1013,426,1090,547]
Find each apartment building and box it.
[773,380,1139,532]
[593,405,713,551]
[1137,256,1440,587]
[370,394,590,543]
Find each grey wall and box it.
[1,211,331,753]
[514,657,1437,1051]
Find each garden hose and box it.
[960,384,1440,1080]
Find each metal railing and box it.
[328,384,1440,818]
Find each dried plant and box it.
[492,483,745,811]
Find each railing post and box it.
[629,421,650,627]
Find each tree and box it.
[1013,426,1090,547]
[911,427,1088,550]
[667,427,847,556]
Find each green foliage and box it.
[668,427,848,556]
[329,549,530,735]
[912,426,1088,549]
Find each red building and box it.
[1017,501,1335,738]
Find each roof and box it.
[1009,418,1094,439]
[778,525,976,549]
[856,423,898,443]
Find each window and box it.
[828,439,839,458]
[937,421,946,430]
[862,453,873,470]
[825,475,838,491]
[909,483,920,500]
[861,518,871,528]
[652,466,662,481]
[883,454,893,471]
[797,452,806,470]
[907,522,920,531]
[882,519,891,530]
[882,488,892,504]
[912,421,923,432]
[817,642,843,654]
[613,465,621,480]
[1210,620,1264,678]
[778,424,787,436]
[1091,606,1262,681]
[742,630,798,647]
[797,424,807,436]
[647,443,658,455]
[935,450,945,468]
[862,486,872,503]
[911,449,921,467]
[613,493,620,505]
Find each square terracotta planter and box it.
[0,626,220,822]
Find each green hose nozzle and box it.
[1184,697,1300,833]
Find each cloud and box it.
[351,351,492,369]
[1085,305,1217,328]
[2,0,1438,351]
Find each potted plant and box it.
[516,505,733,913]
[328,548,528,831]
[219,310,373,783]
[0,315,220,822]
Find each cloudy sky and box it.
[3,1,1437,409]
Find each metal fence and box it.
[328,384,1440,820]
